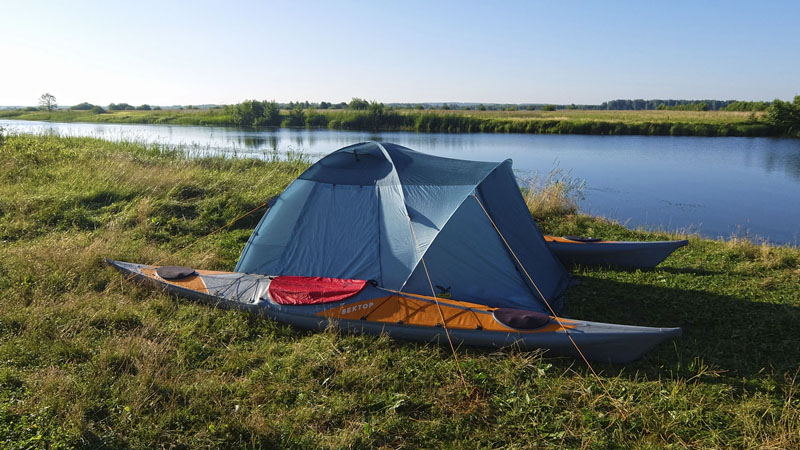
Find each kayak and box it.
[544,236,689,268]
[107,259,681,364]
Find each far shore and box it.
[0,107,783,138]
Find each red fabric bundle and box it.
[268,276,367,305]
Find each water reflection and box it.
[2,119,799,245]
[759,142,800,180]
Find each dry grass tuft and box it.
[520,168,585,219]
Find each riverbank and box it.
[0,107,779,137]
[1,134,798,447]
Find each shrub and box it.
[71,102,95,110]
[304,109,328,127]
[348,97,369,110]
[283,106,306,127]
[108,103,134,111]
[766,96,800,137]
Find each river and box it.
[3,119,799,245]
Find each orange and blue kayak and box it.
[107,259,681,364]
[544,236,688,268]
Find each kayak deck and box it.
[107,259,681,364]
[543,236,689,268]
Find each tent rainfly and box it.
[236,142,571,313]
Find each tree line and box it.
[597,99,770,111]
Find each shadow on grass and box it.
[563,276,800,380]
[624,266,725,277]
[572,266,723,276]
[650,266,723,276]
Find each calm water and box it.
[3,119,800,245]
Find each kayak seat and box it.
[156,266,197,280]
[493,308,550,329]
[563,236,603,243]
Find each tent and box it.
[236,142,570,312]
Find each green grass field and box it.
[1,133,798,448]
[402,108,764,124]
[0,108,235,126]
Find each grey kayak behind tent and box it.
[544,236,689,268]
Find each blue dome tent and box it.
[236,142,571,313]
[109,141,681,363]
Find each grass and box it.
[0,109,235,126]
[402,108,765,124]
[520,167,586,219]
[0,107,779,137]
[1,133,799,448]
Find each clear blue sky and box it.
[1,0,798,106]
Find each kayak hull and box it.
[107,260,681,364]
[546,239,689,268]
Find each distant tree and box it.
[153,106,162,110]
[39,93,57,111]
[414,104,425,110]
[283,105,306,127]
[108,103,134,111]
[229,99,281,127]
[368,101,384,114]
[334,102,347,109]
[258,100,281,126]
[71,102,95,110]
[541,104,556,111]
[230,100,265,127]
[659,102,708,111]
[136,104,152,110]
[766,96,800,137]
[348,97,369,110]
[725,101,769,112]
[477,104,486,111]
[441,103,450,110]
[319,101,331,109]
[90,105,106,114]
[567,104,577,110]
